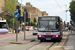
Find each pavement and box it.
[63,31,75,50]
[10,39,36,44]
[0,31,37,47]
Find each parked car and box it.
[33,28,38,35]
[26,26,35,31]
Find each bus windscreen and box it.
[38,20,60,31]
[0,22,7,28]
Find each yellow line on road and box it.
[49,33,69,50]
[59,33,68,46]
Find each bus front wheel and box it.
[40,40,44,42]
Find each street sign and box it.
[31,13,36,15]
[14,12,20,18]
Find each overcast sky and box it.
[18,0,71,22]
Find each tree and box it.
[4,0,18,16]
[31,21,35,26]
[34,18,36,22]
[26,22,28,26]
[69,1,75,22]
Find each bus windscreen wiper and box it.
[48,25,54,32]
[43,25,49,32]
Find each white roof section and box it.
[0,18,6,22]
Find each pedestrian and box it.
[70,26,73,33]
[68,27,70,31]
[18,26,20,33]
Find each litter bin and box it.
[12,29,14,33]
[15,29,20,33]
[22,28,24,31]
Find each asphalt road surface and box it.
[0,31,71,50]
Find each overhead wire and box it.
[55,0,63,13]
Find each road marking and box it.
[60,33,68,46]
[49,32,69,50]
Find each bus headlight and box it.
[39,35,41,37]
[56,35,58,37]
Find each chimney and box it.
[26,2,32,7]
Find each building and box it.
[42,11,48,16]
[0,0,5,11]
[23,2,48,22]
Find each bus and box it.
[37,16,63,41]
[0,19,9,33]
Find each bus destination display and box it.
[41,17,55,20]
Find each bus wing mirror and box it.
[61,22,63,25]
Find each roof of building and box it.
[0,11,14,17]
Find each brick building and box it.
[23,2,48,22]
[0,0,5,11]
[0,1,48,22]
[42,11,48,16]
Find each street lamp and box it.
[65,5,67,27]
[21,0,22,31]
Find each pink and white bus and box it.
[37,16,63,42]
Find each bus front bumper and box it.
[38,37,60,40]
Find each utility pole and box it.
[65,5,67,27]
[30,12,31,26]
[21,0,22,31]
[24,9,26,40]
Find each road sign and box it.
[14,12,20,18]
[31,13,36,15]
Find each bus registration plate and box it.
[46,38,51,40]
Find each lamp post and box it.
[21,0,22,31]
[65,5,67,27]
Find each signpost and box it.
[30,12,36,26]
[14,12,20,42]
[24,9,26,40]
[14,12,20,18]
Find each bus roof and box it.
[38,16,60,18]
[0,19,6,22]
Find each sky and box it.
[18,0,71,22]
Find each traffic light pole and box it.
[30,12,31,26]
[16,18,18,42]
[21,0,22,31]
[24,11,26,40]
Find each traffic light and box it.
[23,9,28,22]
[16,5,20,15]
[67,22,69,27]
[67,22,69,25]
[73,11,75,21]
[16,5,21,21]
[70,21,72,24]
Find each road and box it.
[0,31,73,50]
